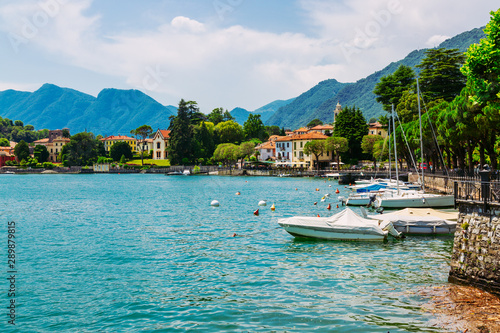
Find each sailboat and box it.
[373,81,454,209]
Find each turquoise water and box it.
[1,174,453,332]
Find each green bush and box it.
[43,162,55,169]
[193,165,201,174]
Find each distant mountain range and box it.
[229,98,295,126]
[0,27,486,134]
[265,27,486,129]
[0,84,177,135]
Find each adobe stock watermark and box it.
[213,0,244,21]
[340,0,403,62]
[8,0,67,54]
[142,65,169,91]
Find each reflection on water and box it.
[2,174,453,332]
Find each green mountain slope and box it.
[0,84,177,135]
[230,98,295,126]
[267,27,486,129]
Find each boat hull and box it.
[278,223,387,241]
[375,194,454,208]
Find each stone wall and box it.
[408,172,453,194]
[449,206,500,296]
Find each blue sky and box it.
[0,0,498,113]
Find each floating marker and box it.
[271,203,276,211]
[327,204,331,210]
[211,200,220,207]
[329,185,332,187]
[295,188,298,191]
[317,214,320,217]
[258,200,267,206]
[254,209,259,216]
[314,202,318,205]
[335,188,340,194]
[336,204,339,209]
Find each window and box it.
[287,143,289,148]
[294,142,296,150]
[157,142,161,149]
[51,149,53,153]
[300,142,303,148]
[55,149,58,153]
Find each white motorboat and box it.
[368,208,458,235]
[277,208,402,241]
[345,192,382,206]
[373,190,454,208]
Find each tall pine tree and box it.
[168,99,194,165]
[333,106,368,163]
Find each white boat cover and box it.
[279,208,387,237]
[368,208,458,226]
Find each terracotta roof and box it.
[53,137,70,142]
[368,122,385,128]
[290,132,329,140]
[100,135,136,141]
[256,141,276,150]
[310,124,333,131]
[294,127,309,133]
[34,138,50,144]
[159,130,171,139]
[275,136,293,142]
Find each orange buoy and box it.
[232,233,237,237]
[253,209,259,216]
[271,203,276,211]
[335,188,340,194]
[336,204,339,209]
[327,204,331,210]
[236,192,241,195]
[314,202,318,205]
[317,214,320,217]
[295,188,298,191]
[316,188,319,191]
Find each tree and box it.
[131,124,153,165]
[207,107,224,125]
[304,140,325,173]
[239,141,256,167]
[223,110,234,122]
[333,106,368,163]
[325,137,348,171]
[374,65,416,112]
[14,120,23,127]
[0,138,9,146]
[193,121,215,163]
[243,114,265,140]
[34,145,49,163]
[213,143,240,166]
[214,120,244,144]
[62,129,70,138]
[361,135,383,169]
[265,125,281,137]
[110,141,133,162]
[168,99,194,165]
[416,48,466,102]
[60,132,104,166]
[14,140,30,162]
[307,119,323,128]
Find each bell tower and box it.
[333,102,342,123]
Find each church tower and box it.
[333,102,342,123]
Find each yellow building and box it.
[100,135,137,153]
[290,132,330,169]
[368,122,388,138]
[33,129,70,162]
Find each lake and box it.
[1,174,453,332]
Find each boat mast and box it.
[388,111,392,180]
[417,78,424,192]
[392,104,400,194]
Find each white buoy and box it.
[258,200,267,206]
[211,200,220,207]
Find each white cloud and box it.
[425,35,451,47]
[0,0,497,112]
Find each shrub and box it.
[43,162,55,169]
[193,165,201,174]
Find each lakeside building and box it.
[275,136,293,166]
[136,138,154,156]
[290,132,330,169]
[368,122,388,138]
[152,129,170,160]
[255,140,276,162]
[308,124,334,135]
[33,129,70,162]
[100,135,137,153]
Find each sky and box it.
[0,0,498,113]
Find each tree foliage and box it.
[333,106,368,163]
[131,124,153,165]
[416,48,466,102]
[14,140,30,162]
[303,140,325,172]
[214,120,244,144]
[307,118,323,128]
[243,114,266,141]
[325,136,348,171]
[34,145,49,163]
[110,142,133,162]
[373,65,416,112]
[60,132,104,167]
[168,99,195,165]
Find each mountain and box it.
[0,84,177,135]
[266,27,486,129]
[230,98,295,126]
